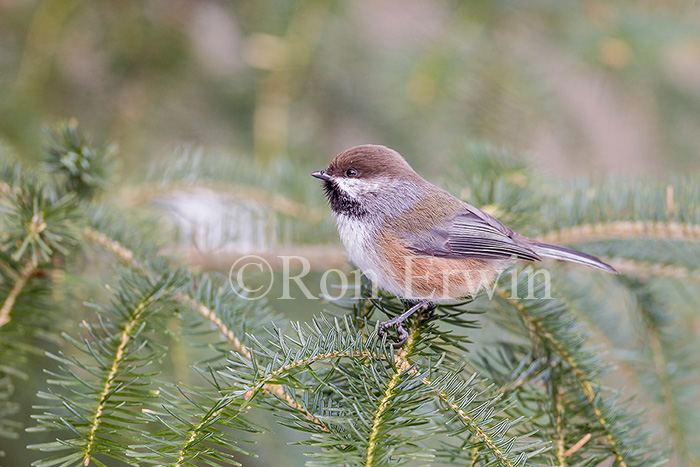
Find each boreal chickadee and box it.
[312,144,616,346]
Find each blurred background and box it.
[2,0,700,176]
[2,1,700,465]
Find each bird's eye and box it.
[346,168,358,178]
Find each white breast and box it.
[334,213,406,297]
[335,214,378,273]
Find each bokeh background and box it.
[2,1,700,466]
[3,0,700,176]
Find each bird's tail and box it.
[531,242,618,274]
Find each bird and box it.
[311,144,617,346]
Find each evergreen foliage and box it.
[43,121,115,200]
[1,123,699,466]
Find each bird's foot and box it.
[378,317,410,348]
[377,300,435,348]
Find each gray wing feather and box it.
[407,206,541,262]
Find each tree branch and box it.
[0,260,35,330]
[646,317,699,466]
[424,382,517,467]
[83,290,159,466]
[173,345,371,466]
[82,227,331,434]
[551,373,566,467]
[468,445,479,467]
[82,228,141,271]
[365,320,420,467]
[392,319,519,467]
[175,292,252,360]
[120,183,324,220]
[605,258,700,283]
[537,221,700,245]
[496,291,628,467]
[563,433,591,457]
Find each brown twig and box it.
[563,434,591,457]
[0,260,35,330]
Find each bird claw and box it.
[378,320,409,347]
[377,300,435,348]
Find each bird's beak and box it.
[311,170,331,181]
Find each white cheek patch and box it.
[333,177,385,198]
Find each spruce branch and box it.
[0,260,34,330]
[121,182,322,220]
[80,287,161,466]
[0,180,81,266]
[647,324,693,466]
[82,218,340,465]
[130,382,260,467]
[390,321,537,467]
[175,292,251,360]
[630,280,700,467]
[44,120,115,199]
[496,289,628,466]
[328,282,550,465]
[169,392,253,467]
[365,319,421,467]
[29,268,186,466]
[551,372,566,467]
[491,282,665,467]
[177,290,330,433]
[605,257,700,283]
[550,275,658,408]
[240,318,440,466]
[551,269,700,467]
[537,221,700,245]
[82,227,139,271]
[562,434,591,458]
[0,250,54,447]
[82,225,330,434]
[530,177,700,252]
[242,347,371,403]
[428,382,522,467]
[557,260,699,465]
[156,316,398,466]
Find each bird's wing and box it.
[406,205,542,262]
